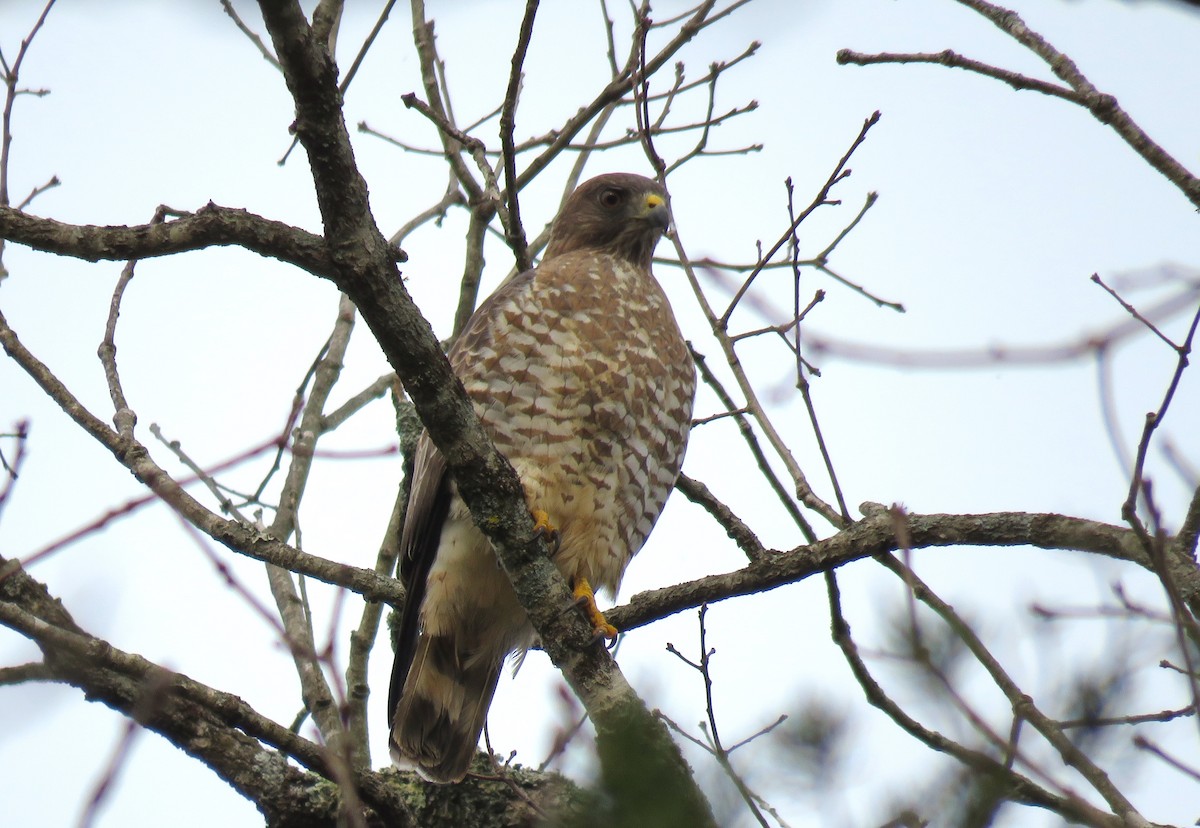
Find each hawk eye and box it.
[598,188,623,208]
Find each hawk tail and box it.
[388,631,502,784]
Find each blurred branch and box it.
[824,571,1142,828]
[876,536,1150,823]
[1134,734,1200,782]
[0,419,28,525]
[803,277,1200,368]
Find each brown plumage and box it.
[388,173,696,783]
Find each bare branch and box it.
[264,293,358,763]
[0,419,28,525]
[220,0,282,70]
[0,307,404,604]
[607,509,1178,635]
[0,202,358,276]
[15,173,57,210]
[0,0,57,209]
[690,347,816,541]
[0,581,412,824]
[876,543,1149,821]
[824,571,1132,828]
[837,48,1078,102]
[675,473,766,563]
[320,372,395,433]
[721,112,881,326]
[840,0,1200,210]
[498,0,539,273]
[258,3,716,819]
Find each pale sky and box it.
[1,1,1198,826]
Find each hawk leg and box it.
[531,509,561,553]
[572,577,618,640]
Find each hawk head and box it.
[543,173,670,271]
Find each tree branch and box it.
[606,509,1175,634]
[256,1,715,821]
[838,0,1200,210]
[0,307,405,606]
[0,202,373,275]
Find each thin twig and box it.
[320,373,395,433]
[667,605,775,828]
[0,419,28,524]
[675,473,766,562]
[265,293,359,762]
[498,0,539,273]
[1060,704,1194,729]
[77,671,172,828]
[839,0,1200,209]
[0,0,57,210]
[689,346,816,541]
[786,178,849,523]
[149,423,257,526]
[15,173,58,210]
[1133,734,1200,782]
[721,112,880,326]
[875,550,1149,821]
[220,0,282,69]
[837,48,1077,102]
[823,571,1124,827]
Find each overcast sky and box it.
[1,1,1198,826]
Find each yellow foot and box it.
[531,509,560,552]
[572,577,618,640]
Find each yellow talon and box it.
[531,509,560,552]
[572,577,618,640]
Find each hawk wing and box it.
[386,269,538,780]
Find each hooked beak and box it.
[642,192,670,233]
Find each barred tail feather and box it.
[389,632,503,784]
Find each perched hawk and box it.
[388,172,696,783]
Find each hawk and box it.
[388,172,696,783]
